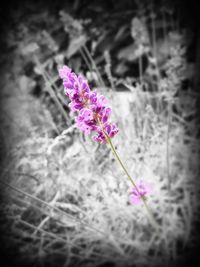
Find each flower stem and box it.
[106,135,138,191]
[105,134,160,230]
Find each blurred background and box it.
[0,0,200,266]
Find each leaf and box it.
[117,43,149,62]
[131,17,150,45]
[66,35,87,58]
[21,42,39,56]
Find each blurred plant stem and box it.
[33,55,69,124]
[82,45,106,89]
[105,133,160,230]
[167,100,172,191]
[80,46,105,91]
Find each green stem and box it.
[105,133,160,230]
[106,135,138,191]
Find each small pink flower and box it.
[129,180,153,205]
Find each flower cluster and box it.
[58,65,119,143]
[129,180,153,205]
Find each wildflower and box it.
[58,65,119,143]
[58,66,158,228]
[129,180,153,205]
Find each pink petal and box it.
[129,194,141,205]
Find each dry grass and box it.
[1,69,199,267]
[0,2,199,266]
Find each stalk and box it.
[166,100,171,191]
[105,133,160,230]
[82,45,106,90]
[139,51,143,85]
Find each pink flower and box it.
[58,65,119,143]
[129,180,153,205]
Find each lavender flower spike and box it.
[58,65,119,143]
[58,66,158,229]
